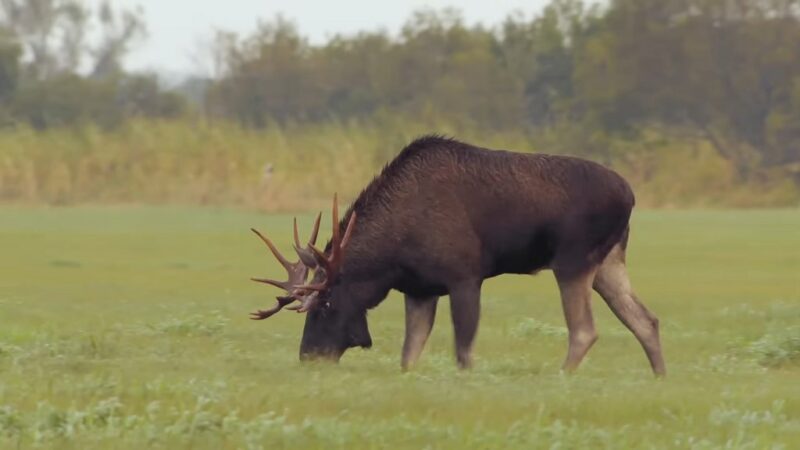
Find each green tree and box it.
[208,17,324,126]
[0,27,19,103]
[0,1,182,129]
[570,0,800,173]
[178,1,800,173]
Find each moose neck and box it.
[331,211,401,311]
[332,273,395,313]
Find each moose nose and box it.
[357,336,373,349]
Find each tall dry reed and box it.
[0,119,796,209]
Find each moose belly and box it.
[394,268,451,297]
[483,227,557,278]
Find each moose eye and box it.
[322,301,332,310]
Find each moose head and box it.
[250,195,371,361]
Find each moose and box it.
[250,136,666,376]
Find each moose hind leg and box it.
[402,295,439,371]
[555,268,599,373]
[593,244,666,376]
[448,281,482,369]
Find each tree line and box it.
[0,0,185,129]
[2,0,800,177]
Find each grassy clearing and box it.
[0,207,799,449]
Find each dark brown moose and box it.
[250,136,666,376]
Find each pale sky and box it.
[104,0,551,75]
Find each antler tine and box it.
[251,228,292,270]
[250,296,297,320]
[293,214,323,268]
[341,211,357,250]
[292,278,327,292]
[309,212,322,246]
[250,277,290,290]
[292,213,321,248]
[331,193,340,248]
[293,218,302,248]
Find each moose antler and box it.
[249,294,297,321]
[286,290,322,313]
[249,214,321,320]
[294,193,357,293]
[293,216,321,269]
[249,194,357,318]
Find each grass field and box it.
[0,207,798,449]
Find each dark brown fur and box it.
[298,136,665,375]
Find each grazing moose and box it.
[250,136,665,376]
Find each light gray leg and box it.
[593,244,666,376]
[402,295,439,371]
[555,268,599,373]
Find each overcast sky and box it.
[105,0,551,75]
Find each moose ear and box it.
[311,247,329,270]
[294,245,319,268]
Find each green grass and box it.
[1,207,799,449]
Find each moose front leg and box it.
[401,295,439,371]
[448,280,482,369]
